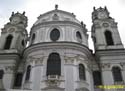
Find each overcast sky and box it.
[0,0,125,49]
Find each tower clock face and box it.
[8,28,15,32]
[98,12,107,19]
[12,17,20,24]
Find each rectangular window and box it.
[14,72,23,87]
[93,71,102,86]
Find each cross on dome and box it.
[55,4,58,10]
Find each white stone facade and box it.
[0,6,125,91]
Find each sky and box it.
[0,0,125,49]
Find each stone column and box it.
[101,63,114,85]
[3,66,15,89]
[120,62,125,82]
[0,79,4,90]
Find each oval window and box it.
[50,28,60,41]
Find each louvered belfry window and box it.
[105,30,114,45]
[4,35,13,49]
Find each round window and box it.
[50,28,60,41]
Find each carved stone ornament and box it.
[42,17,50,22]
[94,23,101,28]
[8,28,15,32]
[111,22,117,28]
[120,62,125,69]
[26,57,33,64]
[102,23,109,27]
[5,66,15,73]
[35,57,44,65]
[76,54,88,61]
[27,56,44,65]
[52,14,59,20]
[64,56,74,64]
[1,28,7,33]
[46,79,60,87]
[87,64,91,71]
[101,63,110,70]
[9,12,28,28]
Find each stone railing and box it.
[7,90,31,91]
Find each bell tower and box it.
[91,6,124,50]
[91,7,125,90]
[0,12,28,52]
[0,12,28,89]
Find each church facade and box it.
[0,6,125,91]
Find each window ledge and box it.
[76,80,89,87]
[42,75,65,81]
[114,81,124,85]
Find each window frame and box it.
[31,33,35,44]
[4,35,13,49]
[112,66,123,82]
[0,70,4,79]
[76,31,82,43]
[14,72,23,87]
[79,64,86,80]
[25,65,31,81]
[50,28,60,41]
[93,71,102,86]
[104,30,114,45]
[47,52,61,76]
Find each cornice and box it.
[38,9,75,19]
[31,21,85,33]
[95,49,125,56]
[41,87,64,91]
[0,53,20,59]
[23,42,93,60]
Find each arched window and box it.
[93,71,102,86]
[76,31,82,43]
[4,35,13,49]
[76,31,82,39]
[25,65,31,81]
[79,64,86,80]
[104,31,114,45]
[112,67,123,82]
[0,70,4,79]
[22,40,25,47]
[50,28,60,41]
[31,33,35,43]
[47,53,61,76]
[14,72,23,87]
